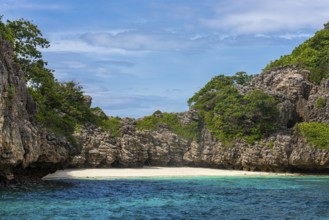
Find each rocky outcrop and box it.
[0,36,74,185]
[71,66,329,173]
[71,122,329,172]
[250,65,329,126]
[3,30,328,180]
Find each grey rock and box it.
[71,65,329,173]
[0,36,73,185]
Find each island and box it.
[1,18,329,186]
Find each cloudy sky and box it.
[1,0,328,118]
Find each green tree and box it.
[297,122,329,149]
[0,16,14,45]
[0,17,106,147]
[233,71,254,85]
[188,73,278,144]
[188,74,234,109]
[265,23,329,84]
[6,19,49,67]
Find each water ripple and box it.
[1,176,329,219]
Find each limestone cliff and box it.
[71,66,329,173]
[0,36,74,185]
[2,30,329,183]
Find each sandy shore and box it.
[43,167,295,180]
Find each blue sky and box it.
[1,0,329,118]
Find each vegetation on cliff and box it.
[297,122,329,149]
[1,16,328,151]
[0,17,106,146]
[136,111,200,141]
[188,73,278,144]
[265,22,329,84]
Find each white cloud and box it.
[60,61,86,69]
[277,33,313,40]
[254,34,270,38]
[190,34,205,41]
[201,0,329,34]
[95,60,135,67]
[80,31,190,51]
[44,39,149,56]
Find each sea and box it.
[1,176,329,219]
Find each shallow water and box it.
[1,176,329,219]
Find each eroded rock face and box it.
[251,66,329,126]
[0,36,73,185]
[2,29,329,186]
[72,124,329,172]
[71,66,329,173]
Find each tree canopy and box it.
[188,72,278,144]
[0,17,105,147]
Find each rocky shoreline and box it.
[70,121,329,173]
[68,65,329,173]
[0,36,74,186]
[1,33,329,186]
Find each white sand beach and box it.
[43,167,295,180]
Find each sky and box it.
[1,0,329,118]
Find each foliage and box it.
[315,97,326,109]
[7,84,15,100]
[32,80,99,147]
[136,112,200,141]
[101,117,122,137]
[264,24,329,84]
[234,71,255,85]
[187,72,255,110]
[0,17,103,147]
[0,16,14,45]
[188,74,233,109]
[267,141,274,148]
[189,73,278,144]
[6,18,49,64]
[5,84,16,107]
[297,122,329,149]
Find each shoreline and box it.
[43,167,297,180]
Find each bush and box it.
[136,112,200,141]
[5,84,16,106]
[264,25,329,84]
[188,73,278,145]
[101,117,122,137]
[297,122,329,149]
[315,97,326,109]
[0,17,105,148]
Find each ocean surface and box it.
[1,176,329,219]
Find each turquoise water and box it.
[1,176,329,219]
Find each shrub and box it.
[5,84,16,106]
[101,117,122,137]
[315,97,326,109]
[297,122,329,149]
[136,112,200,141]
[188,73,278,145]
[1,17,104,148]
[264,25,329,84]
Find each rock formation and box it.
[71,65,329,173]
[0,36,74,186]
[1,31,329,186]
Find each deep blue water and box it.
[1,176,329,219]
